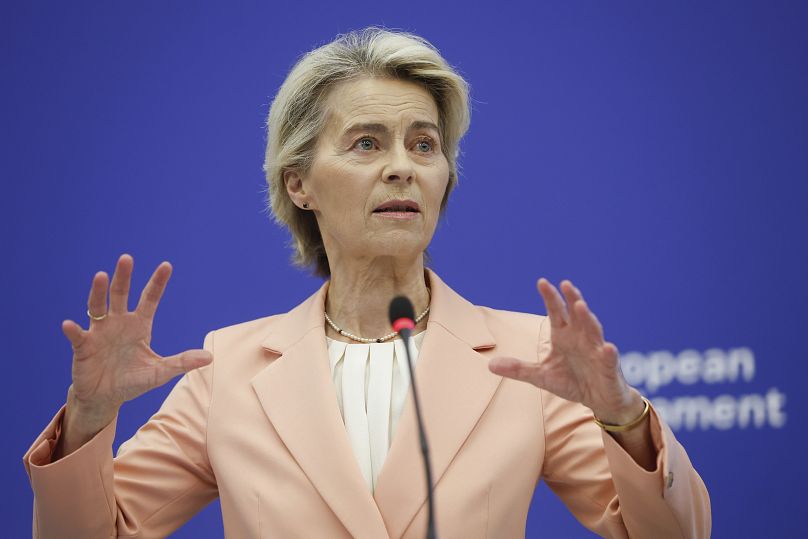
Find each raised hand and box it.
[488,279,643,425]
[59,254,212,446]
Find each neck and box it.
[324,254,431,342]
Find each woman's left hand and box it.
[488,279,643,424]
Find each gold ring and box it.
[87,308,108,321]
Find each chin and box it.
[362,235,430,261]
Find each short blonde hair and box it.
[264,27,471,277]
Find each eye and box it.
[354,137,376,151]
[414,138,435,153]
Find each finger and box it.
[560,280,584,324]
[61,319,87,350]
[136,261,172,320]
[573,300,605,344]
[87,271,109,324]
[152,349,213,387]
[488,356,546,388]
[602,341,620,367]
[109,254,134,314]
[537,278,569,329]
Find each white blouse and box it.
[326,332,426,493]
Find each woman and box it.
[24,28,710,538]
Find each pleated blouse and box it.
[326,332,426,493]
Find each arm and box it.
[23,254,216,538]
[540,384,711,538]
[23,331,218,538]
[490,279,711,538]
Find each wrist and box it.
[53,389,119,460]
[65,386,120,435]
[591,387,644,426]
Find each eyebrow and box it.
[341,121,441,137]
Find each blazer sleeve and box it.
[22,331,219,539]
[537,319,712,539]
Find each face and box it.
[285,77,450,266]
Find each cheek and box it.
[311,159,356,200]
[310,160,375,222]
[426,162,451,213]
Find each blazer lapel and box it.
[373,270,500,539]
[251,282,388,539]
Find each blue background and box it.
[3,1,806,537]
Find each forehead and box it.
[322,77,440,133]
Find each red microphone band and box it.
[392,317,415,333]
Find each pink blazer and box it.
[24,269,711,538]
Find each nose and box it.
[382,143,415,184]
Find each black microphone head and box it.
[389,295,415,325]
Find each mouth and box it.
[372,199,420,214]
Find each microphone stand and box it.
[398,326,437,539]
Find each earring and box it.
[302,202,309,209]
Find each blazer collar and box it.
[252,280,387,538]
[254,268,499,539]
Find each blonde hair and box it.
[264,27,471,277]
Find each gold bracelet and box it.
[593,397,651,433]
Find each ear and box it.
[283,169,311,210]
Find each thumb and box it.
[488,356,545,387]
[153,349,213,386]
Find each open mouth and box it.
[373,200,420,213]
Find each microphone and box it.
[389,296,416,338]
[388,296,437,539]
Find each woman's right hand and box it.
[60,254,213,440]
